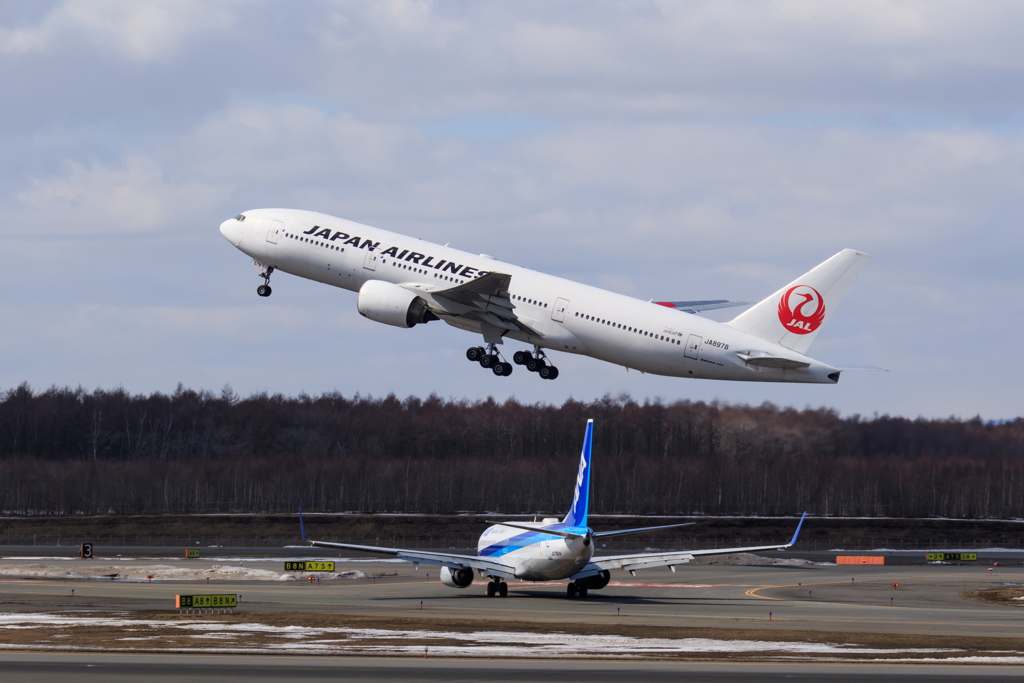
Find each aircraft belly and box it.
[517,557,580,581]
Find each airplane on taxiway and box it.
[220,209,868,383]
[298,419,806,599]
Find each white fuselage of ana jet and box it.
[476,520,594,581]
[220,208,842,383]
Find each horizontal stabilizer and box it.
[593,522,694,538]
[655,300,750,314]
[827,362,889,372]
[485,521,583,539]
[735,352,810,370]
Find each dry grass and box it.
[961,586,1024,607]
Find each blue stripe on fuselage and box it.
[477,525,587,558]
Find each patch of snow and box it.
[0,563,365,582]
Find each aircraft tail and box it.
[562,420,594,528]
[726,249,870,354]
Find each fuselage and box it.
[220,208,839,383]
[477,521,593,581]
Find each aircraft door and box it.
[363,250,378,271]
[684,334,702,360]
[266,220,283,244]
[551,297,569,323]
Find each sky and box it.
[2,0,1023,418]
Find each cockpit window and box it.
[235,214,246,222]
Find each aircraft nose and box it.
[220,217,239,244]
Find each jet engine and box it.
[577,570,611,590]
[439,566,474,588]
[357,280,438,328]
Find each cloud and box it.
[14,156,225,234]
[1,2,1023,418]
[0,0,235,62]
[298,1,1024,119]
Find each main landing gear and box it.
[485,580,509,597]
[466,344,513,376]
[512,348,559,380]
[256,266,275,297]
[566,581,587,599]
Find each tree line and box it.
[0,383,1021,518]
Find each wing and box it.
[305,538,517,579]
[655,300,750,314]
[572,512,806,579]
[298,509,515,579]
[411,272,542,338]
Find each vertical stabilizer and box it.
[726,249,870,354]
[562,420,594,528]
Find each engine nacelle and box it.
[357,280,437,328]
[578,569,611,590]
[439,566,474,589]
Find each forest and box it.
[0,382,1021,519]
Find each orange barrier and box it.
[836,555,884,565]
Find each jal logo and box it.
[777,285,825,335]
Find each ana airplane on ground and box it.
[298,419,806,599]
[220,209,868,383]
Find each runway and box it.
[2,549,1024,676]
[1,553,1021,637]
[0,653,1021,683]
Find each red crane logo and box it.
[777,285,825,335]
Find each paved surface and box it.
[1,552,1022,637]
[0,653,1021,682]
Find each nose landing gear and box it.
[256,265,275,297]
[466,345,513,376]
[513,347,559,380]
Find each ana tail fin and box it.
[562,419,594,528]
[726,249,870,354]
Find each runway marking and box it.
[745,587,783,600]
[608,583,720,588]
[744,571,983,599]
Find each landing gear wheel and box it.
[492,362,512,377]
[486,582,497,597]
[512,351,530,365]
[498,582,508,597]
[567,582,578,599]
[466,347,485,362]
[480,354,496,369]
[578,586,588,598]
[539,366,559,380]
[257,284,272,297]
[526,357,546,373]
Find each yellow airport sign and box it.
[176,594,237,608]
[284,561,335,572]
[926,552,977,561]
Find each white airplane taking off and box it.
[220,209,869,383]
[299,420,806,598]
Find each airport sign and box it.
[285,561,335,572]
[176,594,237,608]
[926,552,977,561]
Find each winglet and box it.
[299,506,308,542]
[787,512,807,547]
